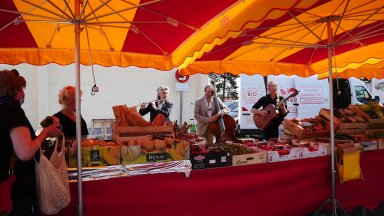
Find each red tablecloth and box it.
[59,150,384,216]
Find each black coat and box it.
[139,101,173,122]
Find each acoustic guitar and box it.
[253,89,299,129]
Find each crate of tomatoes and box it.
[284,117,329,139]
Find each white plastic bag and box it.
[35,137,70,215]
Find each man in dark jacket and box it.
[139,85,173,122]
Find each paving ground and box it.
[308,202,384,216]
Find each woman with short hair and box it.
[53,86,89,138]
[0,69,62,215]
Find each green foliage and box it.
[208,73,239,101]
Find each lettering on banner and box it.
[288,106,298,114]
[146,152,168,162]
[242,86,263,103]
[299,86,324,104]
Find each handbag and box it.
[35,136,70,215]
[0,175,16,215]
[0,154,16,215]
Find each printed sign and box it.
[299,86,325,104]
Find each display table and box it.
[58,150,384,216]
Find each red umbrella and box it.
[0,1,242,215]
[180,0,384,214]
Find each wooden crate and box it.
[337,122,367,135]
[365,119,384,135]
[112,123,174,143]
[284,120,310,139]
[319,108,342,127]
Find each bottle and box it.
[278,124,285,141]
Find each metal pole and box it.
[74,1,83,215]
[313,17,347,216]
[179,91,183,126]
[326,20,337,216]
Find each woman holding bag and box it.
[0,69,62,216]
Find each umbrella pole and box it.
[75,1,84,216]
[312,20,347,216]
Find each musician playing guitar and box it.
[251,81,289,141]
[194,84,230,144]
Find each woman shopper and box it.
[53,86,89,138]
[0,69,62,216]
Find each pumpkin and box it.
[164,137,174,147]
[153,139,166,151]
[139,136,154,152]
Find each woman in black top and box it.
[139,85,173,122]
[251,81,288,141]
[53,86,88,138]
[0,69,62,215]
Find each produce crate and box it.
[299,143,328,158]
[378,139,384,150]
[190,151,231,170]
[365,119,384,135]
[231,152,267,166]
[267,147,300,163]
[68,146,121,168]
[112,123,174,142]
[337,122,367,135]
[284,120,315,139]
[120,140,190,165]
[360,141,378,151]
[319,108,342,127]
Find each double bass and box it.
[208,82,239,143]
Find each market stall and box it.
[58,150,384,216]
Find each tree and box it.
[208,73,239,101]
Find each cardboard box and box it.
[337,143,358,154]
[68,146,121,168]
[120,141,190,165]
[299,143,328,158]
[267,148,300,163]
[360,141,378,151]
[190,151,231,170]
[232,152,267,166]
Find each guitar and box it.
[253,89,299,129]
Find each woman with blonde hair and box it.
[53,86,88,138]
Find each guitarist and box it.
[251,81,288,140]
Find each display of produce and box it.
[355,102,384,119]
[68,139,121,168]
[67,100,384,171]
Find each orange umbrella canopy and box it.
[0,0,249,70]
[180,0,384,78]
